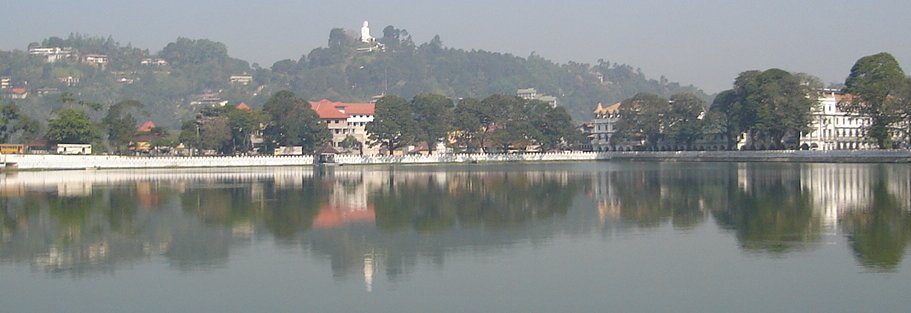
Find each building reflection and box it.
[586,162,911,269]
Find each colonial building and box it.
[800,89,878,150]
[588,102,635,151]
[309,99,378,155]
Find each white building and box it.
[81,54,108,69]
[230,74,254,85]
[801,89,875,150]
[517,88,558,107]
[310,99,378,155]
[589,102,631,151]
[28,47,76,62]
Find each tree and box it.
[261,91,330,154]
[103,100,145,154]
[711,69,816,150]
[46,108,100,144]
[710,89,745,150]
[452,98,484,152]
[199,115,232,153]
[480,95,524,152]
[0,102,40,144]
[339,135,362,154]
[748,69,815,149]
[226,107,262,154]
[614,92,669,150]
[178,120,201,152]
[841,52,908,148]
[531,103,578,151]
[411,93,454,154]
[666,93,706,149]
[367,95,419,155]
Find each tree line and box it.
[368,93,580,154]
[613,52,911,150]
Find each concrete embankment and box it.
[607,150,911,163]
[1,150,908,171]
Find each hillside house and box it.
[81,54,109,70]
[28,47,76,62]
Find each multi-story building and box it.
[800,89,876,150]
[589,102,631,151]
[0,76,10,89]
[309,99,378,155]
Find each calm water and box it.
[1,162,910,313]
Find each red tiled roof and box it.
[236,102,252,111]
[10,87,26,95]
[312,204,376,229]
[309,99,375,119]
[834,93,855,103]
[137,120,156,132]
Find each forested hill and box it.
[0,29,708,127]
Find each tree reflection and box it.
[603,163,720,229]
[842,166,911,271]
[2,163,909,279]
[371,170,578,232]
[712,164,820,254]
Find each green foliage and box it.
[615,92,669,150]
[366,95,419,154]
[46,108,99,144]
[710,69,816,149]
[339,135,362,154]
[103,100,145,153]
[0,102,41,144]
[261,91,330,153]
[841,52,908,148]
[452,98,484,152]
[666,92,706,148]
[226,107,262,153]
[411,93,454,154]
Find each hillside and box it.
[0,29,708,128]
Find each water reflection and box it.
[1,162,910,285]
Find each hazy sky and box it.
[3,0,909,93]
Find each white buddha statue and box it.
[360,21,373,43]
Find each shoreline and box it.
[1,150,909,171]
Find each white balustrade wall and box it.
[1,150,908,171]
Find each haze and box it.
[3,0,909,93]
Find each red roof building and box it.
[236,102,252,111]
[309,99,375,119]
[309,99,378,155]
[137,120,156,133]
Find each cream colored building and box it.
[309,99,378,155]
[800,90,876,150]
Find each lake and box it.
[1,162,910,313]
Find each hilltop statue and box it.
[360,21,373,43]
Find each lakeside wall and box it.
[2,150,909,170]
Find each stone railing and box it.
[2,150,908,171]
[2,154,315,170]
